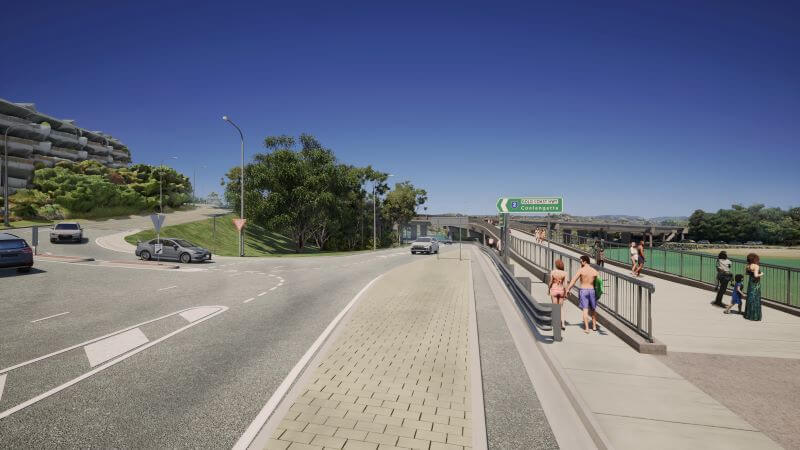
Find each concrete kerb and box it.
[507,246,666,355]
[467,257,489,450]
[36,254,95,263]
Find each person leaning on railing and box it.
[713,251,733,306]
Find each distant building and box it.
[0,98,132,194]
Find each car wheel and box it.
[140,250,151,261]
[180,252,192,264]
[17,267,31,273]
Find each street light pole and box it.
[222,116,245,257]
[3,122,50,226]
[372,174,393,251]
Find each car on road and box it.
[0,232,34,273]
[410,236,439,254]
[444,239,453,245]
[50,222,84,243]
[698,240,710,245]
[683,239,696,244]
[135,238,212,263]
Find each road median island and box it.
[36,254,95,262]
[244,249,485,450]
[105,260,180,269]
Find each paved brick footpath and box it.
[266,256,474,450]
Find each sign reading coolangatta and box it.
[496,197,563,213]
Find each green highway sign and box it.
[497,197,563,213]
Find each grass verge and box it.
[124,213,338,257]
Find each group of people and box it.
[713,251,763,321]
[534,228,547,244]
[548,255,601,333]
[629,240,646,276]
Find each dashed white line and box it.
[269,286,277,291]
[158,285,178,291]
[243,298,255,304]
[30,312,70,323]
[257,292,267,297]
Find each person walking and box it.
[713,251,733,306]
[743,253,764,321]
[549,259,568,330]
[635,240,646,276]
[565,255,599,333]
[724,274,745,315]
[630,241,638,274]
[594,239,605,267]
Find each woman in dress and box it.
[743,252,763,321]
[549,259,568,330]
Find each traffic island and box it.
[106,260,180,269]
[36,255,95,263]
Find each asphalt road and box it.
[0,212,448,447]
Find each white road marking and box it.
[243,298,255,304]
[30,312,70,323]
[0,374,5,402]
[268,274,276,277]
[0,306,228,420]
[257,292,267,297]
[180,307,222,322]
[269,286,277,291]
[158,285,178,291]
[233,274,384,450]
[84,328,149,367]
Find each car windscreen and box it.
[0,239,26,249]
[55,224,79,230]
[416,237,431,242]
[174,239,196,247]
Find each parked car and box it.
[698,240,710,245]
[745,241,759,246]
[135,238,212,263]
[444,239,453,245]
[50,222,84,243]
[0,232,34,273]
[684,239,696,244]
[410,236,439,254]
[715,241,726,245]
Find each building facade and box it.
[0,98,132,194]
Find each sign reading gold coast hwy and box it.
[496,197,564,213]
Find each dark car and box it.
[135,237,212,264]
[0,232,34,273]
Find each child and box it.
[724,274,745,314]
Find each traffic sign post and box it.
[233,218,247,257]
[151,213,166,264]
[496,197,563,214]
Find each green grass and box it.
[0,218,55,230]
[124,213,362,257]
[601,246,800,307]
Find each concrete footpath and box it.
[256,251,481,450]
[508,231,783,449]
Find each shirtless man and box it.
[635,240,646,276]
[565,255,599,333]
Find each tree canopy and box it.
[223,133,425,251]
[689,204,800,245]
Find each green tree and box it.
[382,181,427,243]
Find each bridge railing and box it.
[508,233,656,342]
[552,232,800,310]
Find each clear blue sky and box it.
[3,1,798,217]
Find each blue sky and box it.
[3,1,798,217]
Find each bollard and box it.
[552,302,562,341]
[32,226,39,255]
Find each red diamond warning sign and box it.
[233,218,247,231]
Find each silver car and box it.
[50,222,84,243]
[411,236,439,254]
[135,238,212,264]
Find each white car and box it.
[411,236,439,254]
[50,222,84,243]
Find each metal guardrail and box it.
[553,232,800,310]
[478,244,562,342]
[508,233,656,342]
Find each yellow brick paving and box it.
[266,256,473,450]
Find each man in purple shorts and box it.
[566,255,600,333]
